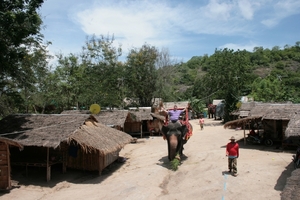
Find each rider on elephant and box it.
[168,105,185,123]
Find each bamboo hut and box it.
[125,108,153,137]
[0,114,132,186]
[224,103,300,146]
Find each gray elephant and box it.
[161,122,192,161]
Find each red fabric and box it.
[182,108,193,140]
[226,142,239,157]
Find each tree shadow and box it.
[274,162,294,191]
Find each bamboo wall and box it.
[0,142,10,190]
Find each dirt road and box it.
[1,118,294,200]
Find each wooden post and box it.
[6,143,11,189]
[46,147,50,182]
[140,123,143,138]
[243,123,246,145]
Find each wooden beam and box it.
[46,148,50,182]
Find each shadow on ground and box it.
[8,157,127,190]
[158,154,189,170]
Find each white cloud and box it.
[261,0,300,27]
[218,42,258,52]
[41,0,300,62]
[238,0,255,20]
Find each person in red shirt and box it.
[226,136,239,177]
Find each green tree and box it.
[125,44,159,106]
[81,35,124,109]
[52,54,86,111]
[203,49,252,122]
[251,78,285,102]
[0,0,45,117]
[0,0,44,80]
[154,48,178,102]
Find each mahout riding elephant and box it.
[208,104,216,119]
[161,121,192,161]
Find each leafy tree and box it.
[125,44,159,106]
[51,54,86,111]
[251,78,285,102]
[0,0,45,117]
[81,35,124,109]
[203,49,252,122]
[154,48,178,102]
[0,0,44,80]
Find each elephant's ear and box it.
[180,124,188,137]
[162,125,169,135]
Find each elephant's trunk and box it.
[168,134,178,161]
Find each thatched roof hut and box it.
[0,114,132,182]
[0,114,131,151]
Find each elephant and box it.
[208,104,216,119]
[161,121,192,161]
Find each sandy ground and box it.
[1,118,295,200]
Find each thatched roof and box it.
[128,108,153,121]
[0,114,132,154]
[224,116,262,129]
[239,102,257,111]
[248,103,272,117]
[68,121,133,154]
[94,110,129,127]
[61,110,91,114]
[285,111,300,138]
[150,113,166,121]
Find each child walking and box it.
[199,116,204,130]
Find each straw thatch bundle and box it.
[224,116,262,129]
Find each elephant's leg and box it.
[168,134,178,161]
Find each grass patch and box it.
[170,153,181,171]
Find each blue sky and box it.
[40,0,300,63]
